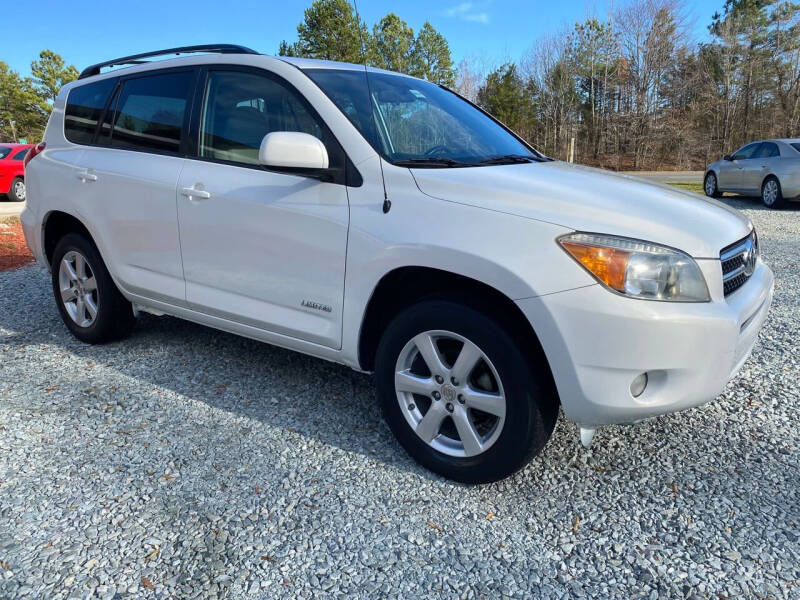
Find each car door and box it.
[741,142,778,192]
[718,142,760,190]
[176,67,350,348]
[73,68,198,305]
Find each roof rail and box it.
[78,44,259,79]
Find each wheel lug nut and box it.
[457,394,464,404]
[451,377,459,386]
[408,403,415,411]
[446,403,454,413]
[432,391,441,400]
[434,375,444,384]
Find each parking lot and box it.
[0,195,798,599]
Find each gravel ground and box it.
[1,196,798,600]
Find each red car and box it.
[0,143,34,202]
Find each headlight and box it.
[558,232,710,302]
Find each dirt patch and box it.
[0,217,35,271]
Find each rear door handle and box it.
[76,170,98,182]
[180,186,211,200]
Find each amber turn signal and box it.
[560,241,631,291]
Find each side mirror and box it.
[723,154,733,161]
[259,131,329,173]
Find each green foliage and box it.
[31,50,79,104]
[0,62,49,142]
[372,13,416,73]
[278,3,456,85]
[410,22,456,86]
[476,64,535,135]
[288,0,369,63]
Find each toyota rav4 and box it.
[22,45,774,483]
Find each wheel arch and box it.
[356,266,559,403]
[761,172,779,189]
[42,210,95,268]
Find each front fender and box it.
[338,157,595,367]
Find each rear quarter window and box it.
[65,79,117,145]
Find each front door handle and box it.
[180,186,211,200]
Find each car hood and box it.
[411,161,751,258]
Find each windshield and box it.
[792,143,800,154]
[0,146,12,160]
[305,68,540,167]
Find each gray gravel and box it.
[1,195,798,599]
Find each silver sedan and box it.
[704,139,800,208]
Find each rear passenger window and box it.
[11,148,30,161]
[109,71,193,154]
[64,79,116,145]
[754,142,779,158]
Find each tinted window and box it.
[791,143,800,153]
[731,143,761,160]
[109,71,193,154]
[0,146,11,159]
[97,87,120,146]
[11,148,30,161]
[306,68,538,166]
[200,70,323,165]
[753,142,779,158]
[65,79,116,145]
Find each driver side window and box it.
[200,70,323,166]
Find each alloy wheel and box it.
[763,179,778,205]
[394,330,506,458]
[705,174,716,196]
[58,250,99,327]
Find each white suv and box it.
[22,45,774,483]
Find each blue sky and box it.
[3,0,724,77]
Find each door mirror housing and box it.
[259,131,329,172]
[723,154,733,161]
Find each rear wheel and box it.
[8,177,25,202]
[704,172,720,198]
[761,176,785,209]
[51,233,136,344]
[375,300,558,484]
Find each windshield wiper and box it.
[477,154,538,165]
[394,157,471,168]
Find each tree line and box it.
[0,51,78,143]
[2,0,798,170]
[470,0,800,169]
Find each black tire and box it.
[51,233,136,344]
[761,176,786,209]
[704,172,721,198]
[375,300,558,484]
[8,177,25,202]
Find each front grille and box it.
[720,230,758,297]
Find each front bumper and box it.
[517,260,774,427]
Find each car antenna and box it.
[351,0,391,214]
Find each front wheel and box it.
[8,177,25,202]
[761,176,785,209]
[704,172,721,198]
[375,300,558,484]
